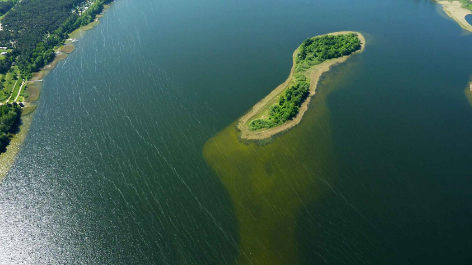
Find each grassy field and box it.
[24,84,38,102]
[10,78,22,100]
[0,66,24,104]
[21,105,36,116]
[0,73,16,103]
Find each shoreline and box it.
[0,3,113,182]
[437,1,472,32]
[237,31,366,141]
[466,79,472,107]
[0,113,33,180]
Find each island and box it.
[437,0,472,32]
[238,31,366,141]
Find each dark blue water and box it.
[466,14,472,26]
[1,0,472,264]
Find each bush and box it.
[250,33,361,131]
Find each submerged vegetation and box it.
[0,103,21,152]
[249,33,361,131]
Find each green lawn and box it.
[0,66,22,103]
[10,78,22,102]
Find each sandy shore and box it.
[0,49,69,181]
[0,114,33,182]
[60,45,75,54]
[438,1,472,32]
[237,31,366,141]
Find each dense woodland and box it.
[250,34,361,131]
[0,103,20,152]
[0,0,18,15]
[0,0,112,152]
[250,75,310,131]
[0,0,112,76]
[296,33,361,72]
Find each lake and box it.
[1,0,472,264]
[466,14,472,26]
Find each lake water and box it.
[466,14,472,26]
[1,0,472,264]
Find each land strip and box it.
[437,1,472,32]
[238,31,366,141]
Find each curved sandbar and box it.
[437,1,472,32]
[238,31,366,141]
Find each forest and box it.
[0,0,18,15]
[249,33,361,131]
[0,0,112,76]
[0,0,112,152]
[0,103,21,152]
[250,75,310,131]
[296,33,361,72]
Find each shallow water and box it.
[1,0,472,264]
[466,14,472,26]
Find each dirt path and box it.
[13,80,25,102]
